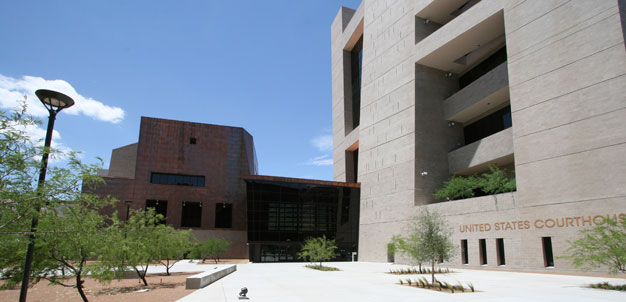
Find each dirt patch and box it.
[0,272,196,302]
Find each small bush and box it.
[590,282,626,291]
[446,282,454,293]
[304,264,340,271]
[481,166,516,194]
[434,166,515,201]
[434,175,481,200]
[389,267,453,275]
[457,282,465,292]
[399,279,403,285]
[468,282,475,292]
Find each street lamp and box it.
[19,89,75,302]
[124,200,133,222]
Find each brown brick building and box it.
[94,117,257,258]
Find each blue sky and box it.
[0,0,361,181]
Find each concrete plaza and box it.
[176,262,626,302]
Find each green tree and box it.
[397,209,454,284]
[153,227,194,275]
[0,102,120,301]
[0,100,40,234]
[35,190,119,302]
[120,208,164,286]
[298,235,339,267]
[393,233,428,272]
[192,237,231,264]
[563,217,626,275]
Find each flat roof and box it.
[242,174,360,188]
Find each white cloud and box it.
[7,122,78,163]
[0,74,125,123]
[304,154,333,166]
[310,135,332,152]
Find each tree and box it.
[35,190,119,302]
[119,208,164,286]
[563,216,626,275]
[298,235,339,267]
[153,227,194,275]
[192,237,231,264]
[0,102,122,302]
[393,233,428,272]
[396,209,454,284]
[0,100,40,233]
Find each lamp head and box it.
[35,89,75,111]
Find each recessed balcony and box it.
[448,127,513,174]
[415,2,504,75]
[444,61,509,123]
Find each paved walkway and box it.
[176,262,626,302]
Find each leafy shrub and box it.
[434,166,516,200]
[434,175,481,200]
[481,166,516,194]
[457,282,465,292]
[305,264,340,271]
[590,282,626,291]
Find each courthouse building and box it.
[331,0,626,272]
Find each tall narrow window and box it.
[461,239,468,264]
[496,238,505,266]
[145,200,168,224]
[346,148,359,183]
[350,36,363,129]
[479,239,487,265]
[542,237,554,267]
[215,203,232,228]
[181,201,202,228]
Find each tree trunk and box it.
[165,259,170,276]
[418,263,422,274]
[431,260,435,285]
[135,266,149,286]
[76,272,88,302]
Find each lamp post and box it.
[125,200,133,222]
[19,89,75,302]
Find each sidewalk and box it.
[177,262,626,302]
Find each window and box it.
[459,46,507,89]
[461,239,468,264]
[215,203,232,228]
[190,137,197,144]
[542,237,554,267]
[181,201,202,228]
[496,238,505,266]
[479,239,487,265]
[350,37,363,129]
[346,148,359,183]
[145,200,167,224]
[463,105,512,145]
[151,172,205,187]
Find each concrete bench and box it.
[185,264,237,289]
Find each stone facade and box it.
[332,0,626,273]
